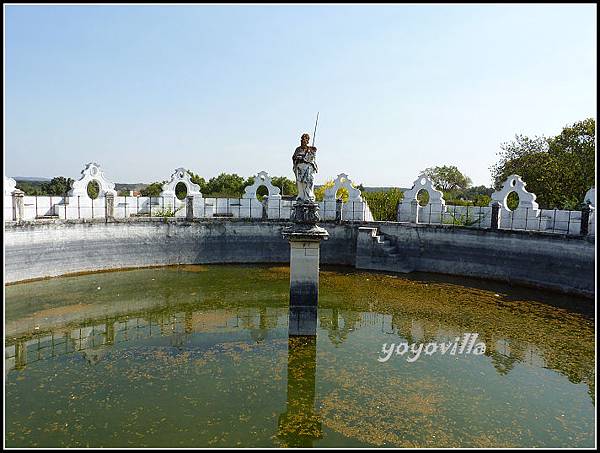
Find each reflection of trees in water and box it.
[489,352,518,375]
[252,307,279,343]
[387,314,596,398]
[238,306,280,343]
[4,302,595,401]
[318,309,361,346]
[81,348,109,365]
[4,306,285,371]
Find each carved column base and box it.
[290,201,321,224]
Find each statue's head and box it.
[301,133,310,147]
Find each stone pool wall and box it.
[356,222,595,298]
[4,218,594,298]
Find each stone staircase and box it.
[356,226,413,273]
[373,231,400,259]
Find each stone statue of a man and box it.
[292,133,318,203]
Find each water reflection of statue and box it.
[277,335,322,447]
[293,133,318,203]
[82,348,109,365]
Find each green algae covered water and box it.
[4,265,595,448]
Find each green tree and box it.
[41,176,74,195]
[490,118,595,209]
[547,118,595,209]
[444,185,493,206]
[16,177,73,196]
[186,170,207,193]
[140,182,163,197]
[422,165,472,192]
[204,173,246,197]
[271,176,297,197]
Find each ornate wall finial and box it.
[67,163,117,198]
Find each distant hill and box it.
[361,186,409,193]
[115,183,149,192]
[314,185,409,193]
[13,177,51,182]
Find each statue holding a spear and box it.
[292,113,319,203]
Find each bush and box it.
[152,204,185,218]
[362,189,403,221]
[442,208,484,227]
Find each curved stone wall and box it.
[4,219,356,284]
[4,219,594,298]
[356,222,595,298]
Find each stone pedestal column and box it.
[15,341,27,370]
[410,199,419,224]
[12,190,24,222]
[186,195,194,220]
[105,193,115,220]
[288,239,321,305]
[490,201,501,231]
[283,201,328,335]
[580,204,593,236]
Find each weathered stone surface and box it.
[4,219,594,298]
[289,201,322,224]
[356,221,594,298]
[288,240,321,307]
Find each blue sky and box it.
[5,4,596,187]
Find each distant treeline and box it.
[15,177,74,196]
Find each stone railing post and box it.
[12,190,24,222]
[580,204,593,236]
[490,201,501,231]
[261,198,268,220]
[410,199,419,224]
[105,193,115,221]
[186,195,194,220]
[335,199,343,222]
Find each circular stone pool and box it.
[4,265,595,448]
